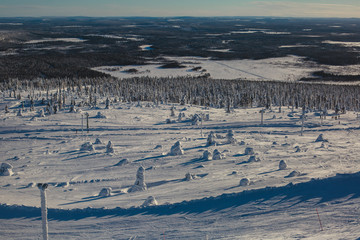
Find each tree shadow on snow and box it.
[2,172,360,221]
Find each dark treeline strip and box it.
[2,76,359,112]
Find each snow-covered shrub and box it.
[80,142,95,152]
[99,187,112,197]
[240,178,251,186]
[95,112,107,119]
[287,170,301,177]
[170,107,175,117]
[106,141,115,154]
[170,141,184,156]
[38,109,45,117]
[239,141,245,146]
[17,109,22,116]
[247,155,260,163]
[142,196,158,207]
[295,146,301,152]
[185,172,194,181]
[177,112,185,121]
[114,159,129,166]
[94,138,102,144]
[213,149,224,160]
[226,130,237,144]
[279,160,287,170]
[202,150,212,160]
[315,134,328,142]
[245,147,254,155]
[69,105,76,113]
[0,163,14,176]
[206,131,217,146]
[129,166,147,192]
[191,114,201,125]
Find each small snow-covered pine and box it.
[95,112,107,119]
[245,147,254,155]
[17,109,22,116]
[315,134,328,142]
[279,160,287,170]
[38,109,45,117]
[94,138,102,144]
[170,141,184,156]
[226,129,237,144]
[202,150,212,160]
[206,131,217,146]
[129,166,147,192]
[213,149,224,160]
[106,141,115,154]
[191,114,201,125]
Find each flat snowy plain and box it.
[1,88,360,239]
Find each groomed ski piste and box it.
[1,89,360,239]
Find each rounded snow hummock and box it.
[0,163,14,176]
[287,170,301,177]
[142,196,158,207]
[99,187,112,197]
[279,160,287,170]
[80,142,95,152]
[240,178,251,186]
[247,155,260,163]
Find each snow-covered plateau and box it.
[1,93,360,239]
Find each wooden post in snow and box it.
[85,112,89,133]
[260,109,265,126]
[301,114,305,136]
[37,183,49,240]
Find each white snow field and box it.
[1,94,360,239]
[93,55,360,83]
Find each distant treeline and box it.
[2,76,359,112]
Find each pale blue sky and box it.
[1,0,360,18]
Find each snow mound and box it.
[80,142,95,152]
[247,155,261,163]
[94,112,107,119]
[99,187,112,197]
[141,196,158,207]
[170,141,184,156]
[279,160,287,170]
[287,170,301,177]
[0,163,14,176]
[114,159,129,166]
[240,178,251,186]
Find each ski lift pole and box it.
[37,183,49,240]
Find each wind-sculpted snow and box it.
[1,172,360,221]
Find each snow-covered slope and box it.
[1,95,360,239]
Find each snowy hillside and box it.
[1,92,360,239]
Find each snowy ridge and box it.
[1,172,359,220]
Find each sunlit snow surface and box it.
[1,95,360,239]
